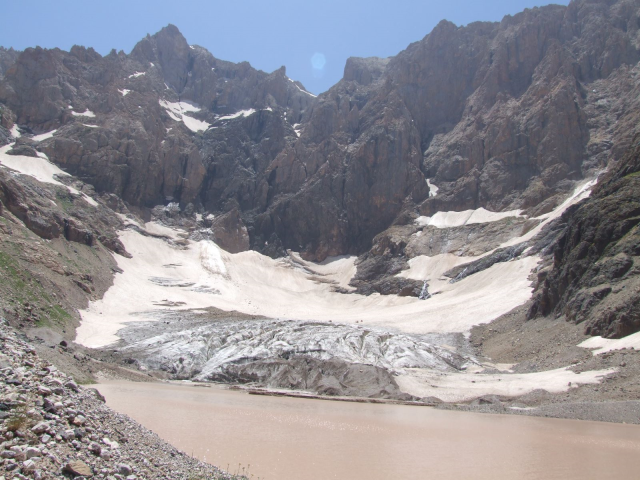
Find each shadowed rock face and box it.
[2,2,640,263]
[528,134,640,338]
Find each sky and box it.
[0,1,570,95]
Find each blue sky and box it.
[1,1,570,94]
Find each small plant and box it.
[5,404,31,432]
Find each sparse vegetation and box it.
[5,403,33,432]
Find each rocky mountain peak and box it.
[343,56,389,86]
[0,46,21,79]
[130,24,192,92]
[0,0,639,265]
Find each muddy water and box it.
[96,381,640,480]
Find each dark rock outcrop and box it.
[528,134,640,338]
[210,208,250,253]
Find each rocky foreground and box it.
[0,318,244,480]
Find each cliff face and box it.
[1,1,640,263]
[0,25,314,215]
[529,134,640,338]
[252,0,640,259]
[0,47,20,79]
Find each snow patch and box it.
[427,179,439,197]
[0,144,70,187]
[579,331,640,355]
[81,195,99,207]
[288,77,317,97]
[71,109,96,118]
[398,253,483,291]
[181,116,210,133]
[216,109,256,121]
[499,177,599,249]
[415,208,522,228]
[200,242,227,276]
[288,252,357,291]
[32,130,57,142]
[77,226,540,348]
[0,144,98,207]
[293,123,302,137]
[128,72,145,78]
[119,89,131,96]
[159,99,210,133]
[396,367,617,402]
[9,125,20,138]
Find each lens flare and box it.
[311,52,326,70]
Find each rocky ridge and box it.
[528,132,640,338]
[1,1,640,264]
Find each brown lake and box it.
[96,381,640,480]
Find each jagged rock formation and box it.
[529,134,640,338]
[0,24,314,217]
[259,0,640,260]
[0,47,20,79]
[1,1,639,263]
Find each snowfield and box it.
[76,176,617,400]
[0,144,98,206]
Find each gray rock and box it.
[72,415,86,426]
[24,447,40,459]
[89,442,101,455]
[31,422,50,434]
[65,380,80,392]
[64,459,93,477]
[118,464,133,476]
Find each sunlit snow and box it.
[415,208,523,228]
[217,109,256,121]
[159,99,210,133]
[32,130,57,142]
[288,77,317,97]
[427,179,439,197]
[0,144,97,206]
[71,109,96,118]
